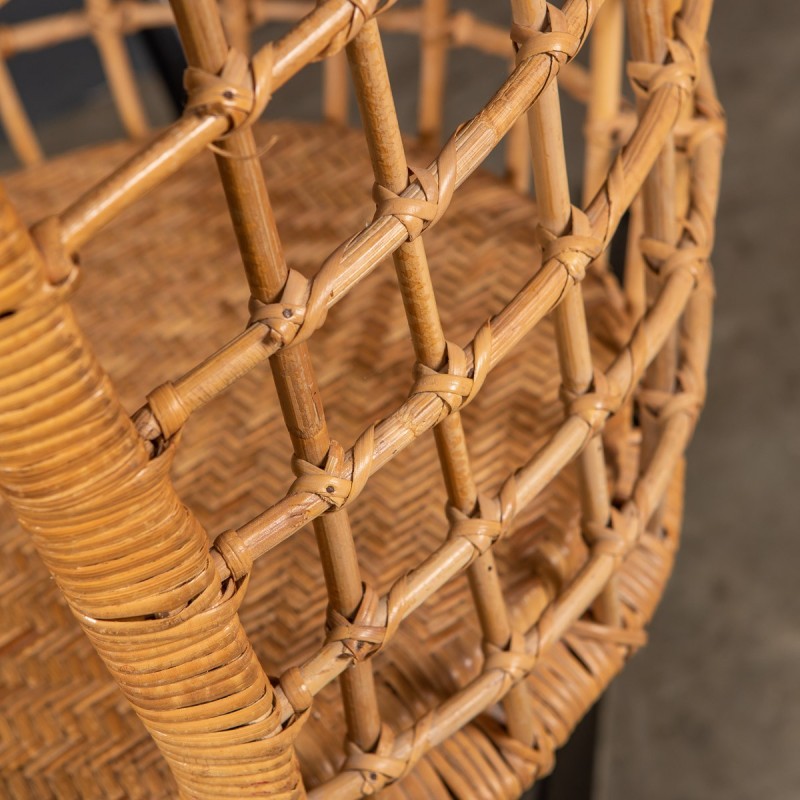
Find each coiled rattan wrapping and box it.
[0,1,724,797]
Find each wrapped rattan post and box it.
[0,189,303,797]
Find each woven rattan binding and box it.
[0,0,724,797]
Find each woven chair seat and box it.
[1,121,680,798]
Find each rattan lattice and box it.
[0,1,724,798]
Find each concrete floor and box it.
[0,2,797,799]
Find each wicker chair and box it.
[0,1,724,797]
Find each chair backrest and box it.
[0,1,724,797]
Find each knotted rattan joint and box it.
[247,268,313,345]
[446,483,516,558]
[182,1,400,136]
[639,235,709,287]
[483,630,538,687]
[325,582,385,662]
[560,370,621,437]
[85,2,130,36]
[511,3,580,71]
[409,323,492,423]
[317,0,399,60]
[320,574,410,673]
[342,717,432,795]
[248,237,355,348]
[184,45,274,135]
[627,16,702,103]
[288,427,375,511]
[582,507,636,570]
[537,205,604,285]
[637,384,705,431]
[372,128,458,242]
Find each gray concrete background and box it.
[0,2,797,798]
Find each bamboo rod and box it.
[624,193,648,319]
[583,0,624,201]
[323,50,349,124]
[505,58,532,193]
[583,0,623,273]
[86,0,149,139]
[0,56,43,166]
[417,0,449,147]
[221,0,251,54]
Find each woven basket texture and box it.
[0,1,724,798]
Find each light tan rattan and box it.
[0,1,724,797]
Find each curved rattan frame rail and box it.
[0,0,724,797]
